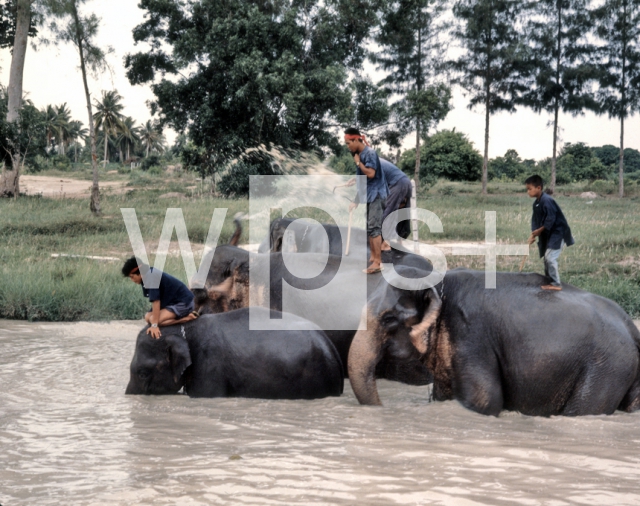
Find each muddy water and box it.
[1,320,640,506]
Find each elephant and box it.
[349,266,640,416]
[125,307,344,399]
[258,217,369,256]
[192,252,434,386]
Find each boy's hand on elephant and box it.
[147,326,161,339]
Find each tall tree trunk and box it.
[551,4,562,194]
[619,115,625,198]
[619,1,627,199]
[414,18,422,193]
[0,0,31,197]
[74,142,78,163]
[103,130,109,168]
[482,96,489,196]
[414,122,421,191]
[551,98,559,193]
[72,3,100,215]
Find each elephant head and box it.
[348,274,442,405]
[125,329,192,395]
[192,254,251,315]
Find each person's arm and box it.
[354,153,376,178]
[147,300,162,339]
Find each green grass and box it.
[0,173,638,320]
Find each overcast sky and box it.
[1,0,637,161]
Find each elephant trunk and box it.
[348,320,383,406]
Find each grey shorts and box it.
[366,197,386,238]
[149,300,195,318]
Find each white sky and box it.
[0,0,637,161]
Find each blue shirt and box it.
[380,158,409,187]
[356,146,389,203]
[531,192,575,257]
[142,268,194,309]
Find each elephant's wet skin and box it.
[126,308,344,400]
[195,251,433,386]
[349,267,640,417]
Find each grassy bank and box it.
[0,170,638,320]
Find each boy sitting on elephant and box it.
[122,256,198,339]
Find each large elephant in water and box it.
[349,267,640,416]
[193,252,434,386]
[125,308,344,399]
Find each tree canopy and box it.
[126,0,378,174]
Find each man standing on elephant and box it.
[525,175,575,291]
[344,127,389,274]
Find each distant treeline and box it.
[2,0,639,198]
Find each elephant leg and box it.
[564,365,633,416]
[456,362,503,416]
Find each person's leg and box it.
[381,184,403,251]
[365,198,384,273]
[158,302,198,326]
[542,242,564,290]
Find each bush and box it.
[141,154,162,171]
[147,165,163,175]
[438,185,455,196]
[218,150,280,197]
[589,179,616,195]
[400,129,482,183]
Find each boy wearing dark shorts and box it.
[344,127,389,274]
[122,256,197,339]
[525,175,575,291]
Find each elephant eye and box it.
[381,313,399,328]
[138,369,151,380]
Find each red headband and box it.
[131,266,139,274]
[344,133,370,146]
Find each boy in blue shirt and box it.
[344,127,389,274]
[122,256,197,339]
[525,175,575,291]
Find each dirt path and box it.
[20,175,127,198]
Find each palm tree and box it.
[54,103,72,156]
[68,120,88,163]
[117,116,140,162]
[42,105,58,153]
[140,120,166,158]
[93,90,124,168]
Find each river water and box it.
[1,320,640,505]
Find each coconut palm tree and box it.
[54,103,72,156]
[139,120,166,158]
[117,116,140,162]
[42,105,58,153]
[93,90,124,168]
[67,120,88,163]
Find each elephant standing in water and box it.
[193,251,434,386]
[126,308,344,400]
[349,267,640,416]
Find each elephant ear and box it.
[409,287,442,355]
[167,334,192,384]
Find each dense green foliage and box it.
[399,129,483,184]
[126,0,376,171]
